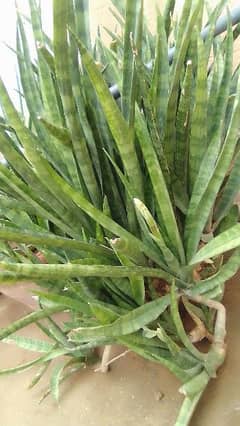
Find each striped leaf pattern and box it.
[0,1,239,416]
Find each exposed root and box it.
[175,295,227,425]
[95,347,130,373]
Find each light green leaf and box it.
[28,362,50,389]
[0,226,113,259]
[121,0,142,124]
[34,290,91,315]
[190,224,240,265]
[0,306,66,341]
[135,107,185,264]
[0,261,174,283]
[0,356,46,376]
[110,237,145,306]
[170,281,205,361]
[214,150,240,223]
[3,335,55,353]
[53,0,100,205]
[185,66,240,260]
[69,294,171,342]
[71,29,144,200]
[189,36,208,189]
[50,361,66,402]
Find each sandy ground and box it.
[0,270,239,426]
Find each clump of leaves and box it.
[0,0,240,424]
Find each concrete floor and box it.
[0,272,240,426]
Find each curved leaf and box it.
[190,224,240,265]
[69,294,171,341]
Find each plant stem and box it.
[174,294,227,425]
[174,384,208,426]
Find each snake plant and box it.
[0,0,240,424]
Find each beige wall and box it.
[90,0,240,66]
